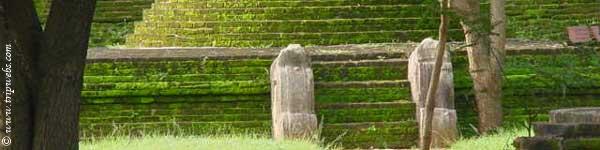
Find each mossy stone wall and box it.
[81,57,417,148]
[33,0,600,47]
[80,45,600,148]
[125,0,600,47]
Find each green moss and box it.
[81,87,269,98]
[83,80,269,91]
[318,108,415,123]
[314,66,407,81]
[80,121,271,138]
[80,107,269,118]
[84,74,268,83]
[315,87,411,103]
[564,138,600,150]
[81,100,269,111]
[80,114,271,124]
[82,94,270,104]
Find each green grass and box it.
[450,127,531,150]
[80,134,329,150]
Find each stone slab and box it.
[591,26,600,42]
[534,122,600,138]
[566,26,592,44]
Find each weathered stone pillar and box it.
[270,44,317,140]
[408,38,458,147]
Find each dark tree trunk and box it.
[0,0,96,149]
[0,0,42,149]
[32,0,96,149]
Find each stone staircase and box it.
[80,45,418,149]
[312,56,417,148]
[79,43,600,148]
[125,0,462,47]
[124,0,600,47]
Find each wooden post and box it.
[413,0,455,149]
[270,44,318,140]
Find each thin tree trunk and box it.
[488,0,506,132]
[491,0,506,65]
[455,0,503,133]
[421,0,449,149]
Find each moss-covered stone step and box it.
[315,87,410,103]
[133,17,449,30]
[511,12,600,21]
[84,59,272,76]
[314,66,407,81]
[81,94,270,104]
[318,101,414,109]
[126,30,464,47]
[124,36,400,47]
[81,106,269,118]
[318,107,415,123]
[507,18,600,38]
[80,113,271,124]
[507,0,600,5]
[152,0,424,9]
[80,121,271,138]
[506,3,600,15]
[142,5,436,19]
[454,72,600,92]
[128,29,462,40]
[81,86,269,98]
[83,80,269,91]
[316,80,409,88]
[313,58,407,67]
[81,100,269,112]
[84,74,267,83]
[139,5,599,23]
[84,65,269,76]
[133,20,462,35]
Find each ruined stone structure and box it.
[514,107,600,150]
[80,42,600,148]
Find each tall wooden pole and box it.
[421,0,449,149]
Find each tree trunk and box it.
[488,0,506,132]
[451,0,503,133]
[491,0,506,65]
[0,0,96,149]
[420,0,451,149]
[0,0,42,149]
[32,0,96,149]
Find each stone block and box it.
[270,44,317,140]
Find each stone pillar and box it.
[270,44,317,140]
[408,38,458,147]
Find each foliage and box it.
[80,135,329,150]
[450,126,530,150]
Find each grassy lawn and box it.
[80,127,530,150]
[450,127,530,150]
[80,135,329,150]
